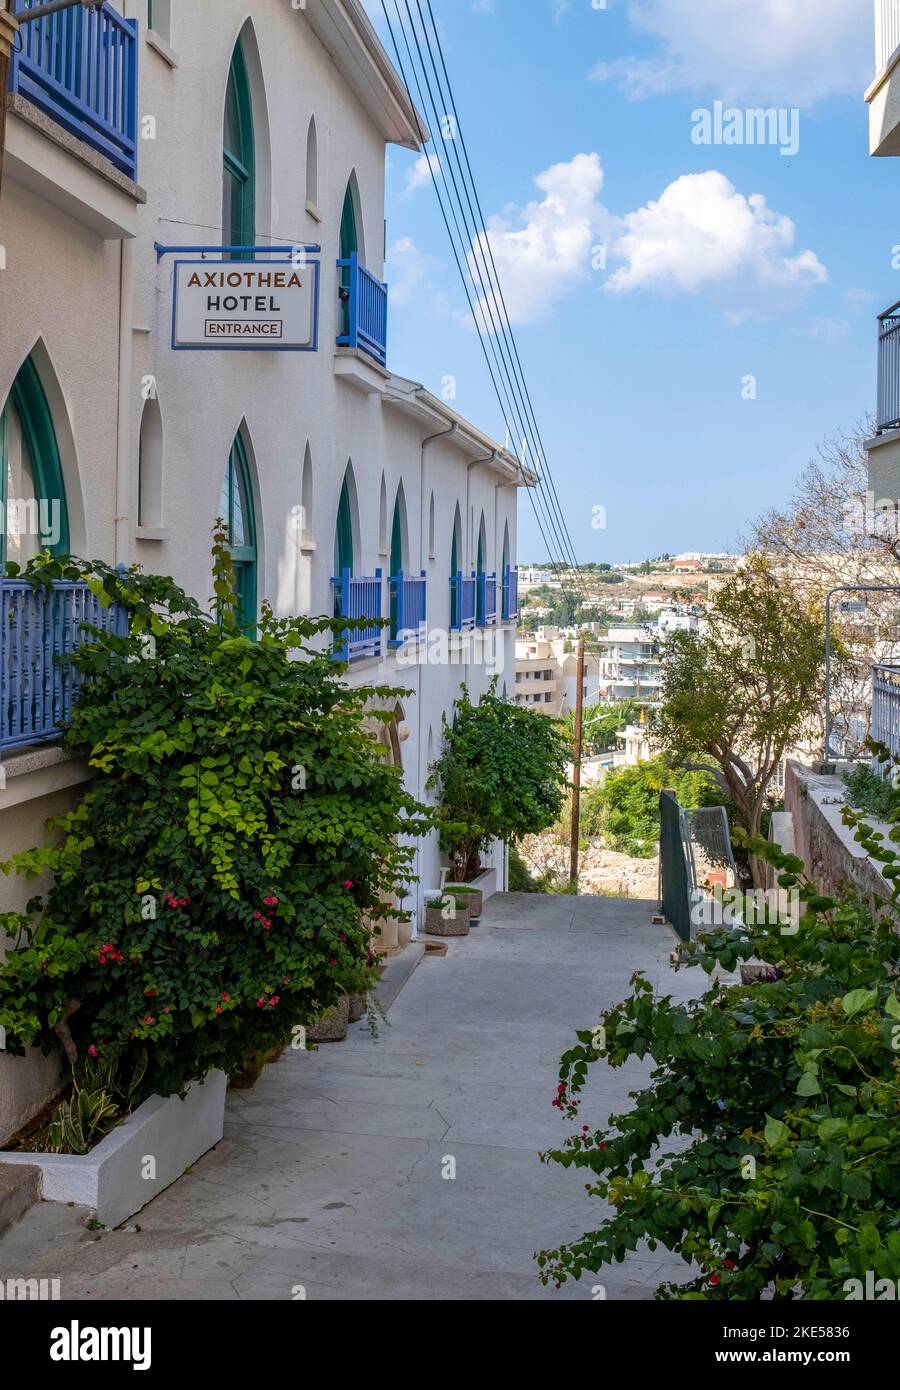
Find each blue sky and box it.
[362,0,891,564]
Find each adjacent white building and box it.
[0,0,529,1141]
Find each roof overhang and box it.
[384,376,538,486]
[304,0,427,151]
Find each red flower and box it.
[282,978,290,986]
[87,1044,99,1059]
[221,993,230,1002]
[709,1275,719,1286]
[263,896,278,907]
[143,1015,154,1025]
[163,1006,170,1014]
[557,1084,566,1095]
[343,880,354,891]
[145,988,157,997]
[269,996,280,1007]
[261,918,272,931]
[722,1259,735,1270]
[256,997,266,1009]
[215,1006,222,1015]
[330,958,338,967]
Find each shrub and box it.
[842,762,900,822]
[0,534,434,1100]
[428,680,569,881]
[580,758,722,858]
[537,808,900,1299]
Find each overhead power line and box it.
[380,0,588,605]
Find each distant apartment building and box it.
[597,609,701,705]
[514,627,600,716]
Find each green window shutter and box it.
[221,433,257,632]
[223,42,255,259]
[335,480,354,575]
[0,357,70,567]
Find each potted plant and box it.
[424,893,471,937]
[442,883,483,920]
[0,536,437,1146]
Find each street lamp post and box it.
[824,584,900,767]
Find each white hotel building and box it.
[0,0,527,1141]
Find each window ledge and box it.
[305,200,323,223]
[145,31,179,68]
[299,538,317,554]
[135,526,170,542]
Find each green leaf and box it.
[842,988,878,1018]
[764,1115,789,1149]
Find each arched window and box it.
[137,393,164,530]
[502,521,510,576]
[300,443,313,546]
[223,41,255,257]
[450,503,462,629]
[428,491,435,560]
[306,117,318,212]
[334,476,354,576]
[220,432,257,629]
[0,356,69,567]
[339,177,361,337]
[476,513,487,625]
[389,489,407,643]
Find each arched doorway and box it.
[220,431,257,630]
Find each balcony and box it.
[476,572,497,628]
[450,572,476,633]
[871,663,900,766]
[868,2,900,155]
[331,569,383,663]
[877,303,900,433]
[0,578,127,754]
[9,0,139,180]
[335,254,388,392]
[501,565,518,622]
[388,570,426,649]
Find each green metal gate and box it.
[659,790,691,943]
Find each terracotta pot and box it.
[265,1043,287,1065]
[307,996,350,1042]
[444,885,483,919]
[347,993,367,1023]
[425,898,471,937]
[229,1051,265,1089]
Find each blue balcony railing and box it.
[501,565,519,622]
[9,0,139,181]
[336,253,388,367]
[450,572,476,633]
[331,568,383,662]
[871,663,900,771]
[389,570,426,648]
[477,572,497,628]
[877,302,900,433]
[0,579,127,754]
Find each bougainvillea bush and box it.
[537,814,900,1299]
[0,531,434,1100]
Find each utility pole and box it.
[569,633,585,887]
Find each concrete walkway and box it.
[0,893,701,1301]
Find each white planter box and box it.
[469,867,498,902]
[0,1071,226,1229]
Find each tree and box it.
[0,534,434,1100]
[559,700,637,756]
[580,758,722,858]
[538,827,900,1300]
[749,426,900,754]
[654,556,826,886]
[428,681,569,881]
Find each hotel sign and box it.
[171,257,320,351]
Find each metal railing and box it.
[450,571,476,633]
[477,571,497,628]
[877,302,900,432]
[876,0,900,72]
[501,565,518,622]
[0,578,127,754]
[336,253,388,367]
[388,569,426,648]
[871,663,900,767]
[331,568,383,662]
[9,0,139,180]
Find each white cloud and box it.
[797,317,851,342]
[403,153,442,195]
[592,0,869,106]
[471,152,609,325]
[605,170,827,303]
[386,236,436,307]
[846,287,876,314]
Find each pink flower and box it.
[215,1006,222,1015]
[263,896,278,908]
[143,1015,154,1025]
[87,1044,99,1059]
[343,880,354,891]
[256,997,266,1009]
[269,996,280,1007]
[330,958,337,967]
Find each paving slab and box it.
[0,892,701,1301]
